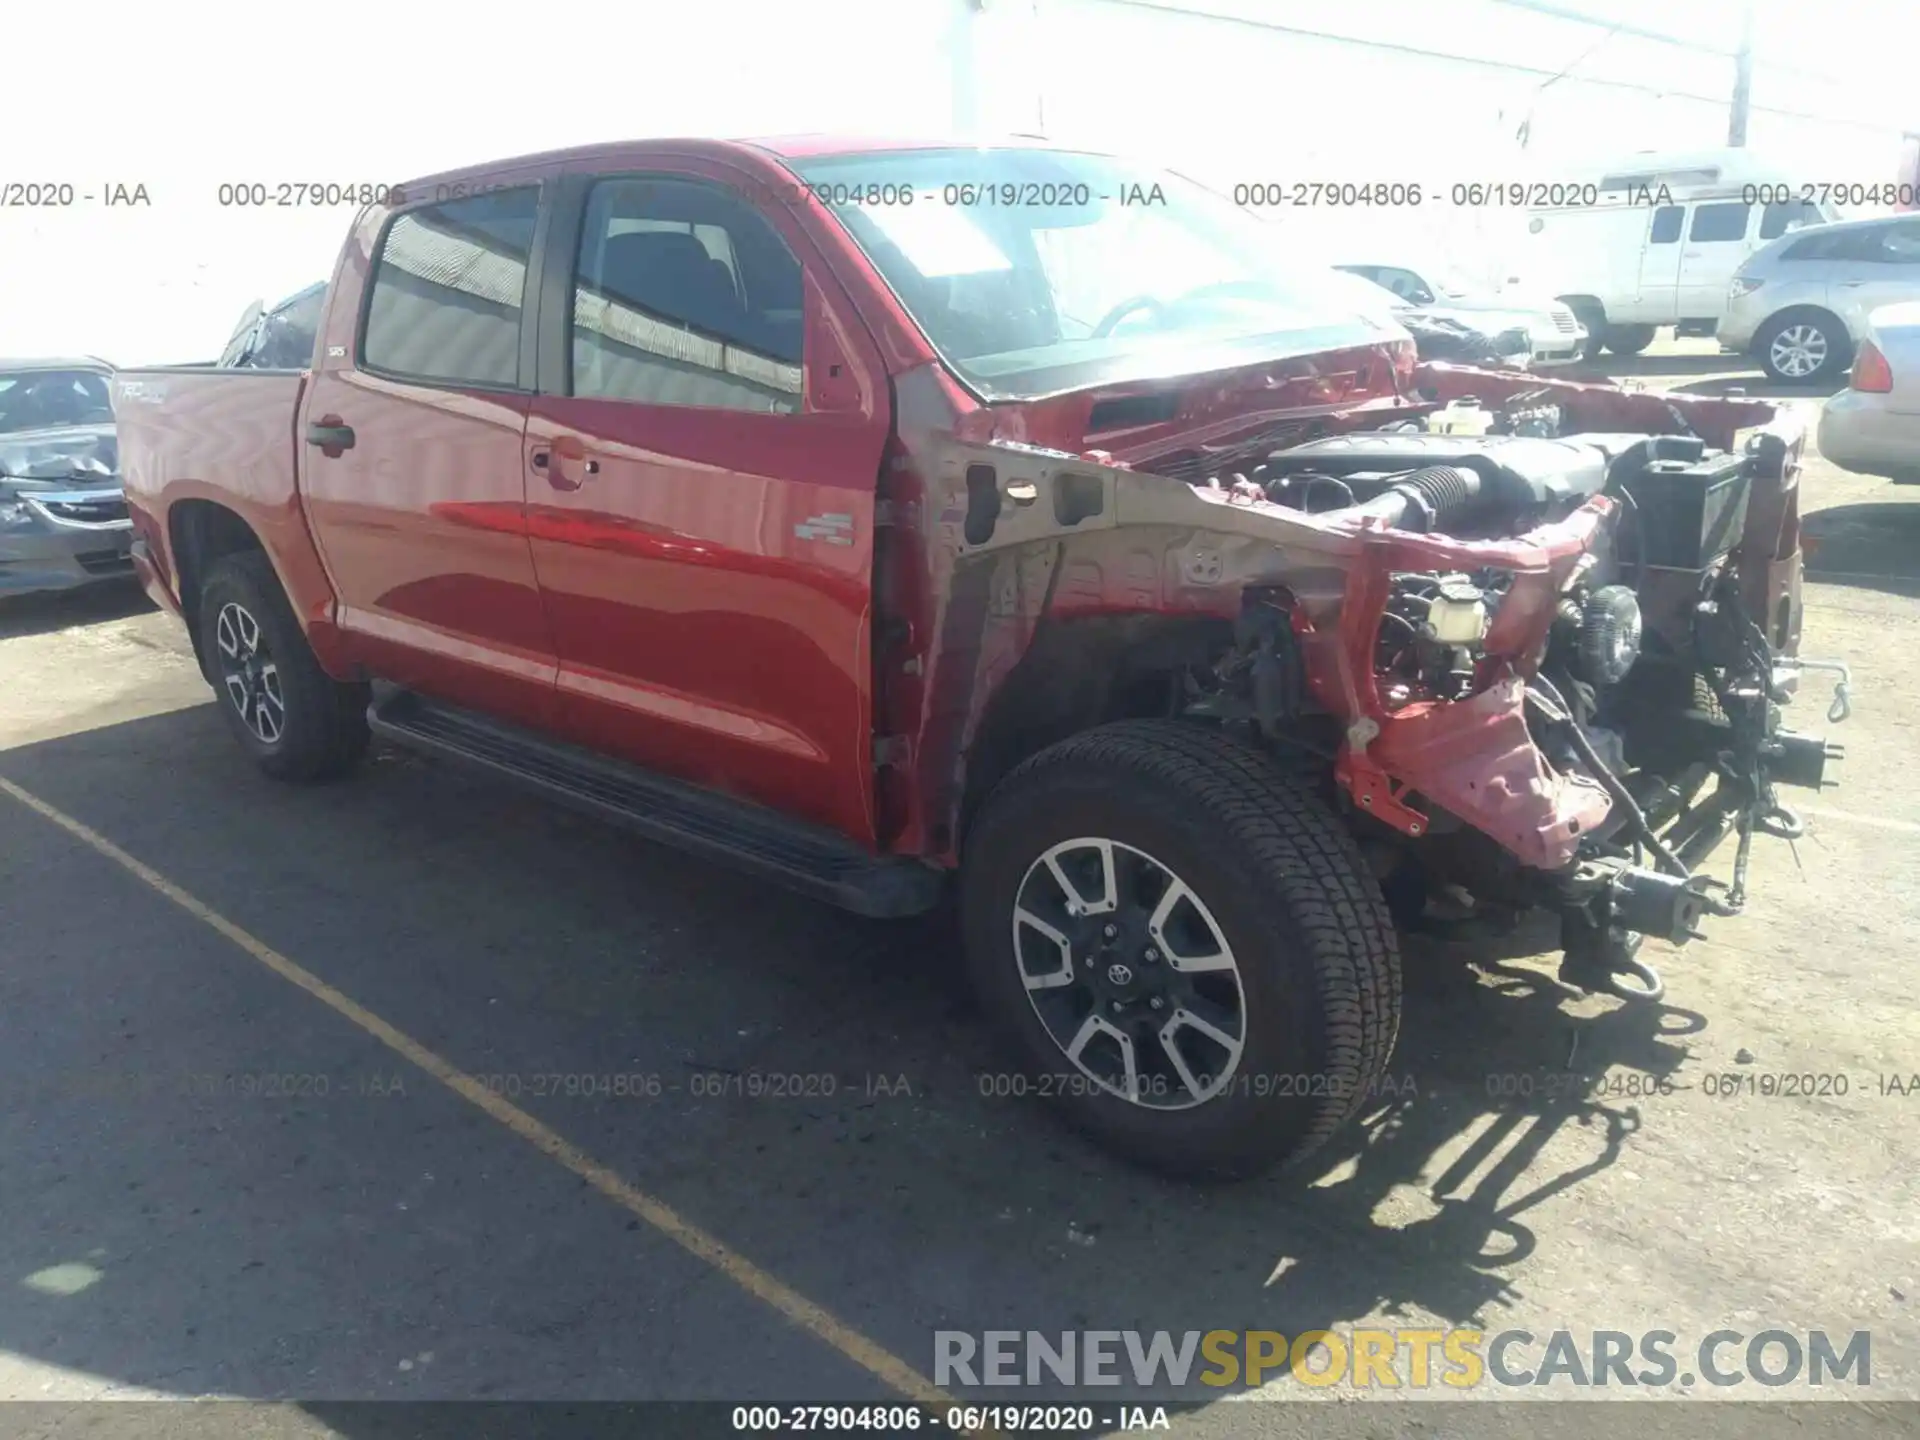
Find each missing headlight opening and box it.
[1138,380,1848,1009]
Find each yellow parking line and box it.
[0,771,951,1409]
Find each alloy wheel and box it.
[1769,324,1829,379]
[214,600,286,745]
[1012,837,1248,1110]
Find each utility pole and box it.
[1727,0,1754,145]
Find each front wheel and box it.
[960,720,1402,1180]
[1563,300,1607,361]
[198,550,370,781]
[1602,324,1657,356]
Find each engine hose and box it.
[1349,465,1482,532]
[1528,673,1691,878]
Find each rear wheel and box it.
[198,551,370,781]
[960,720,1401,1180]
[1757,310,1850,385]
[1603,324,1657,356]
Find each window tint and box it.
[1871,220,1920,263]
[1689,203,1751,243]
[1648,206,1683,244]
[570,177,804,413]
[1758,200,1822,240]
[362,188,539,387]
[1370,266,1433,303]
[1781,228,1851,261]
[1785,225,1908,262]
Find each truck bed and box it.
[115,367,308,513]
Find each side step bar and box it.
[367,688,945,919]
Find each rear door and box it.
[521,159,894,844]
[1675,199,1754,319]
[299,179,559,730]
[1824,219,1920,336]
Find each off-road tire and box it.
[960,719,1401,1181]
[198,550,370,782]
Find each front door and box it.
[521,163,894,843]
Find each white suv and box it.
[1719,215,1920,384]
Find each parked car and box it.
[219,281,328,369]
[1816,301,1920,480]
[1511,147,1836,356]
[1332,261,1585,367]
[0,357,135,596]
[1719,215,1920,384]
[1316,267,1532,369]
[114,137,1844,1180]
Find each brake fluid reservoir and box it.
[1426,579,1489,644]
[1427,399,1494,436]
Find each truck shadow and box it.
[1803,500,1920,594]
[0,578,152,641]
[0,705,1711,1410]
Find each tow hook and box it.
[1560,907,1665,1003]
[1775,656,1852,724]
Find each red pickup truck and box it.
[115,137,1847,1179]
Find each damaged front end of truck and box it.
[880,359,1849,1002]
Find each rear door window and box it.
[1758,201,1822,240]
[1688,203,1751,243]
[1869,219,1920,263]
[361,188,540,388]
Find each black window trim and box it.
[534,168,808,408]
[356,179,550,395]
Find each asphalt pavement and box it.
[1,344,1916,1439]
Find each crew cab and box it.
[116,137,1847,1180]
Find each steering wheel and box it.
[1090,294,1169,339]
[1090,281,1282,339]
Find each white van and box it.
[1507,148,1840,357]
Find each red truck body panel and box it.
[115,135,1797,877]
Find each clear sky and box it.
[1,0,1910,365]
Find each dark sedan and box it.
[0,359,134,596]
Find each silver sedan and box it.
[1817,301,1920,484]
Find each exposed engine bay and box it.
[1160,389,1853,1001]
[905,362,1852,1004]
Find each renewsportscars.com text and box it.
[934,1327,1871,1391]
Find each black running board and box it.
[367,688,944,919]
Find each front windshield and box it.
[789,147,1390,401]
[0,369,114,434]
[1429,261,1490,298]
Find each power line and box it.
[1074,0,1899,133]
[1484,0,1856,88]
[1484,0,1737,58]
